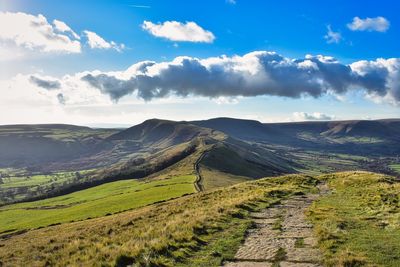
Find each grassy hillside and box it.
[0,174,196,235]
[2,118,399,204]
[0,174,319,266]
[0,172,398,266]
[0,124,116,168]
[0,121,220,204]
[0,144,211,235]
[199,167,252,190]
[308,172,400,266]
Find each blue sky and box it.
[0,0,399,126]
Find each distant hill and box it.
[0,124,117,168]
[107,119,220,148]
[191,118,400,155]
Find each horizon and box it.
[1,116,399,129]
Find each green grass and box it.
[200,166,252,190]
[294,237,305,248]
[0,170,96,204]
[0,171,91,188]
[308,171,400,266]
[0,174,319,266]
[389,164,400,174]
[292,150,361,175]
[0,175,196,234]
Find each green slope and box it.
[0,174,196,234]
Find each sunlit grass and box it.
[0,175,196,234]
[0,174,318,266]
[308,171,400,266]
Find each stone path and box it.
[224,184,329,267]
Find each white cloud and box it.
[142,20,215,43]
[53,19,80,40]
[226,0,237,4]
[0,11,126,61]
[324,25,342,44]
[213,96,239,105]
[83,30,125,51]
[74,51,400,106]
[0,11,81,54]
[347,16,390,32]
[293,112,335,121]
[3,51,399,110]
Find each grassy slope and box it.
[0,145,210,235]
[308,171,400,266]
[0,174,319,266]
[200,166,252,190]
[0,175,196,235]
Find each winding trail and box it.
[224,183,329,267]
[194,151,208,192]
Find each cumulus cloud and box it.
[0,11,125,59]
[53,19,80,39]
[0,11,81,54]
[293,112,335,121]
[83,30,125,51]
[142,20,215,43]
[347,16,390,32]
[29,75,61,90]
[25,51,400,106]
[324,25,342,44]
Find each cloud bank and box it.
[142,20,215,43]
[26,51,400,106]
[347,16,390,32]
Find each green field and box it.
[308,172,400,266]
[0,174,196,234]
[0,171,90,188]
[0,170,95,204]
[390,164,400,174]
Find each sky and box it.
[0,0,399,127]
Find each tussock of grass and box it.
[0,174,318,266]
[294,237,305,248]
[308,171,400,267]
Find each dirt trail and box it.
[224,183,329,267]
[194,151,208,192]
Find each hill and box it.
[1,118,399,204]
[0,172,398,266]
[0,124,117,168]
[191,118,400,155]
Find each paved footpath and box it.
[224,184,329,267]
